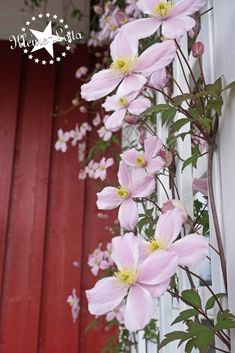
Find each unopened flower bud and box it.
[159,149,173,167]
[95,63,102,70]
[124,115,139,125]
[72,98,79,106]
[93,5,103,15]
[192,41,204,58]
[79,106,87,114]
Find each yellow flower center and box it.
[148,239,167,253]
[119,97,128,106]
[155,1,173,17]
[135,155,146,167]
[99,165,105,171]
[115,270,136,284]
[110,24,117,31]
[116,186,129,199]
[111,57,133,74]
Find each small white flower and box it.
[75,66,88,79]
[67,289,80,323]
[92,113,101,127]
[55,129,70,153]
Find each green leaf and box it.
[205,293,226,311]
[161,107,177,126]
[172,93,194,105]
[206,76,222,94]
[170,118,191,133]
[181,290,202,309]
[182,155,199,172]
[222,80,235,92]
[159,331,187,349]
[171,309,198,325]
[185,339,196,353]
[215,309,235,330]
[142,103,170,116]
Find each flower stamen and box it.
[135,155,146,167]
[116,186,129,199]
[115,270,136,284]
[155,1,173,17]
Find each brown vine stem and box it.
[180,266,224,312]
[208,144,228,292]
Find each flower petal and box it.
[105,109,126,131]
[137,0,158,14]
[170,234,208,266]
[131,175,155,198]
[124,284,154,331]
[162,16,195,39]
[137,250,177,285]
[135,40,176,74]
[169,0,206,17]
[128,97,151,115]
[86,277,128,316]
[142,279,170,298]
[155,208,183,245]
[118,198,139,230]
[111,233,139,271]
[118,161,132,190]
[122,17,160,40]
[103,95,120,112]
[97,186,122,210]
[146,156,165,174]
[110,31,138,60]
[118,74,147,96]
[121,148,139,167]
[81,69,123,101]
[144,136,163,159]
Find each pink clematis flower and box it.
[106,303,124,323]
[121,136,165,174]
[85,160,98,178]
[121,0,206,40]
[192,178,208,196]
[94,157,114,181]
[97,161,155,230]
[55,129,70,153]
[103,88,151,131]
[140,208,208,267]
[86,233,178,331]
[81,31,176,101]
[162,199,188,223]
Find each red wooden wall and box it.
[0,41,118,353]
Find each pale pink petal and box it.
[106,311,116,322]
[110,31,138,60]
[97,186,122,210]
[118,74,147,96]
[81,69,123,101]
[144,136,163,159]
[124,284,154,331]
[192,178,208,195]
[137,0,162,15]
[128,97,151,115]
[121,149,139,167]
[131,175,155,198]
[86,277,128,315]
[103,95,120,112]
[135,40,176,74]
[146,156,165,174]
[118,199,139,230]
[118,161,132,190]
[170,234,208,266]
[169,0,206,17]
[111,233,139,271]
[149,68,167,90]
[155,208,183,245]
[137,250,177,285]
[105,109,126,132]
[105,158,114,168]
[162,16,195,39]
[121,18,160,39]
[142,279,170,298]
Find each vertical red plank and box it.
[0,58,55,353]
[78,131,120,352]
[0,42,22,301]
[38,45,89,353]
